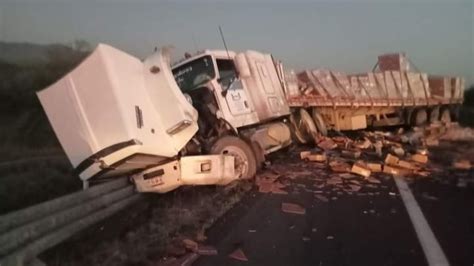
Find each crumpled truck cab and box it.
[38,44,237,192]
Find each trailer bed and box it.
[286,53,464,108]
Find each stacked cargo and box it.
[288,53,464,107]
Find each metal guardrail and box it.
[0,177,142,266]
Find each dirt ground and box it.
[32,125,474,266]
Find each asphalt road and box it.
[193,152,473,266]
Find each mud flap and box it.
[132,155,236,193]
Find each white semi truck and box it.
[38,44,293,193]
[38,44,464,193]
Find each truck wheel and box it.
[429,106,440,123]
[440,108,451,124]
[312,109,328,136]
[412,108,427,126]
[211,136,257,179]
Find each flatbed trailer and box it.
[283,53,464,138]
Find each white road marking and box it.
[394,177,450,266]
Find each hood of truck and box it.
[37,44,198,180]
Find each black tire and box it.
[440,108,451,124]
[289,112,308,144]
[299,108,319,143]
[250,141,265,170]
[211,136,257,179]
[429,106,440,123]
[451,105,460,121]
[412,108,428,126]
[312,108,328,136]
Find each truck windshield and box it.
[172,55,215,92]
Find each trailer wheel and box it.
[440,108,451,124]
[289,112,308,144]
[312,109,328,136]
[211,136,257,179]
[299,109,319,143]
[412,108,427,126]
[429,106,440,123]
[451,105,460,121]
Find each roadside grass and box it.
[41,182,253,266]
[0,156,81,214]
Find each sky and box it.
[0,0,473,85]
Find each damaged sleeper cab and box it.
[37,44,238,192]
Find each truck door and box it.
[254,58,284,114]
[216,59,252,116]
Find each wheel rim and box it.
[220,146,248,178]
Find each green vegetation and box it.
[0,41,91,213]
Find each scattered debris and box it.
[281,202,306,215]
[300,151,327,162]
[339,173,356,179]
[354,138,372,149]
[318,138,337,150]
[228,248,248,262]
[342,149,361,159]
[328,160,350,172]
[383,165,400,176]
[196,245,218,256]
[367,163,382,172]
[349,184,361,192]
[256,173,289,195]
[326,236,334,240]
[411,154,428,164]
[452,159,471,170]
[391,146,405,157]
[351,163,371,178]
[306,153,327,162]
[300,151,311,160]
[314,195,329,202]
[384,154,399,166]
[397,160,417,170]
[421,192,438,201]
[366,177,381,184]
[182,239,198,252]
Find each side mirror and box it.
[220,77,236,97]
[235,53,251,78]
[221,89,228,97]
